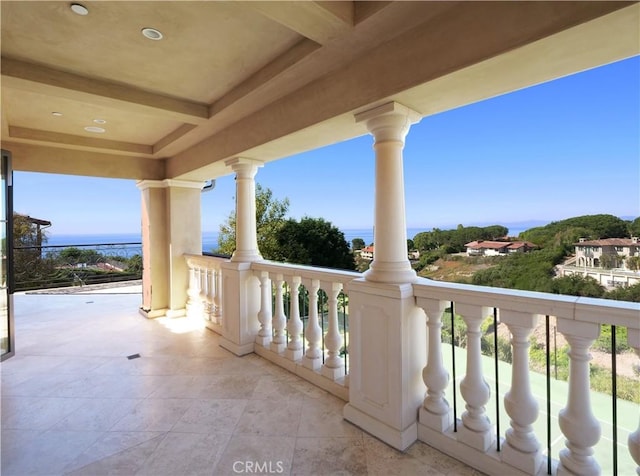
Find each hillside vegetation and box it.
[414,214,640,302]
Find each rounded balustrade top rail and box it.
[413,277,640,329]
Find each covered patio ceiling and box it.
[1,1,638,182]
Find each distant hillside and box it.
[519,214,636,248]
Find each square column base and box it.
[255,335,271,347]
[458,424,495,452]
[302,356,322,371]
[419,406,454,433]
[219,337,254,356]
[285,348,303,361]
[344,403,417,451]
[321,365,345,381]
[270,342,286,354]
[501,442,544,475]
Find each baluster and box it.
[212,266,222,324]
[457,303,494,452]
[500,310,543,474]
[270,274,286,353]
[285,276,303,361]
[629,329,640,475]
[255,271,272,346]
[207,267,216,323]
[199,267,208,320]
[556,318,601,476]
[186,262,203,319]
[321,282,344,380]
[418,298,453,432]
[303,279,322,370]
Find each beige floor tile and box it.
[171,398,248,434]
[52,398,142,431]
[136,432,231,476]
[297,394,362,438]
[291,437,367,475]
[109,398,193,432]
[234,397,303,436]
[1,429,102,476]
[2,396,87,430]
[213,435,296,476]
[62,431,166,474]
[363,434,445,476]
[65,433,166,476]
[2,293,480,476]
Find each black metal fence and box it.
[13,242,142,291]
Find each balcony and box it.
[1,287,480,476]
[2,3,639,475]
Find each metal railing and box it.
[13,242,142,291]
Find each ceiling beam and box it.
[167,2,638,179]
[8,127,153,155]
[243,1,354,44]
[3,141,165,180]
[1,57,210,125]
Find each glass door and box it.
[1,149,14,361]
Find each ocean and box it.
[47,222,540,252]
[44,224,535,253]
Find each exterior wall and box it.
[575,243,640,270]
[560,267,640,289]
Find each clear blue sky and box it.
[13,56,640,237]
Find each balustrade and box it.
[183,254,640,475]
[184,254,225,330]
[414,279,639,476]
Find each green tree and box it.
[217,184,290,259]
[551,275,605,298]
[351,238,365,250]
[521,214,629,248]
[628,217,640,237]
[605,282,640,302]
[126,254,143,274]
[275,217,355,270]
[626,256,640,271]
[13,213,54,290]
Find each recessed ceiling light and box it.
[70,3,89,15]
[93,119,107,124]
[52,112,63,117]
[141,27,163,41]
[84,126,105,133]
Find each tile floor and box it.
[1,291,483,476]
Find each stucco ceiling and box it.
[1,1,638,181]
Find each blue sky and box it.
[13,56,640,237]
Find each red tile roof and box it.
[575,238,639,246]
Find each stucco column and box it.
[225,157,263,262]
[137,179,204,318]
[344,103,425,451]
[356,102,421,284]
[218,158,263,356]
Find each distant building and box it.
[356,245,419,261]
[359,246,375,261]
[465,240,535,257]
[574,237,639,269]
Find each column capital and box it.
[355,102,421,142]
[225,157,264,174]
[136,179,205,191]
